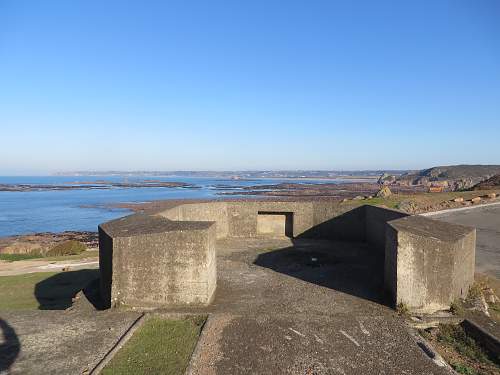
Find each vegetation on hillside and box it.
[45,240,87,256]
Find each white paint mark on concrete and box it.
[358,321,370,336]
[340,330,360,347]
[289,328,306,337]
[284,335,292,341]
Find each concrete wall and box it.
[99,213,216,309]
[162,202,228,238]
[159,201,317,238]
[365,205,409,253]
[385,215,475,313]
[307,203,366,241]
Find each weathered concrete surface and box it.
[182,238,451,375]
[365,205,408,252]
[0,310,141,375]
[99,213,216,309]
[385,216,475,313]
[428,205,500,278]
[163,202,229,238]
[256,212,292,237]
[158,200,366,239]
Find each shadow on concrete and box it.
[0,319,20,373]
[34,269,101,310]
[254,239,385,304]
[298,206,366,242]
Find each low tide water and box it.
[0,175,351,237]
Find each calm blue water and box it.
[0,176,352,236]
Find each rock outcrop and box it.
[391,165,500,191]
[377,173,396,185]
[472,174,500,190]
[376,186,392,198]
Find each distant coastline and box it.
[53,170,407,180]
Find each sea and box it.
[0,175,354,237]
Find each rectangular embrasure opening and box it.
[257,211,293,238]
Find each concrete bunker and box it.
[99,200,476,313]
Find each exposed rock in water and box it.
[376,186,392,198]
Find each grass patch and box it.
[102,316,206,375]
[0,253,43,262]
[0,270,99,310]
[452,362,478,375]
[361,197,400,208]
[421,324,499,375]
[0,250,98,262]
[437,324,492,365]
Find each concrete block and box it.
[365,205,408,253]
[99,213,216,309]
[385,215,475,313]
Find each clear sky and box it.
[1,1,499,174]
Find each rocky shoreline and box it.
[218,181,426,198]
[0,180,197,192]
[0,231,98,255]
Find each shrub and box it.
[46,240,86,257]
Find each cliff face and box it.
[384,165,500,191]
[472,174,500,190]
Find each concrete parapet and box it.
[159,201,316,238]
[98,200,476,313]
[385,215,475,313]
[99,213,216,309]
[365,205,408,253]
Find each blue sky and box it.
[1,1,499,174]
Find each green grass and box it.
[361,197,400,208]
[0,250,98,262]
[437,324,496,366]
[102,316,206,375]
[0,253,43,262]
[0,269,99,310]
[451,363,478,375]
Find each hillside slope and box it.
[473,174,500,190]
[394,165,500,191]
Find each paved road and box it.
[428,204,500,279]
